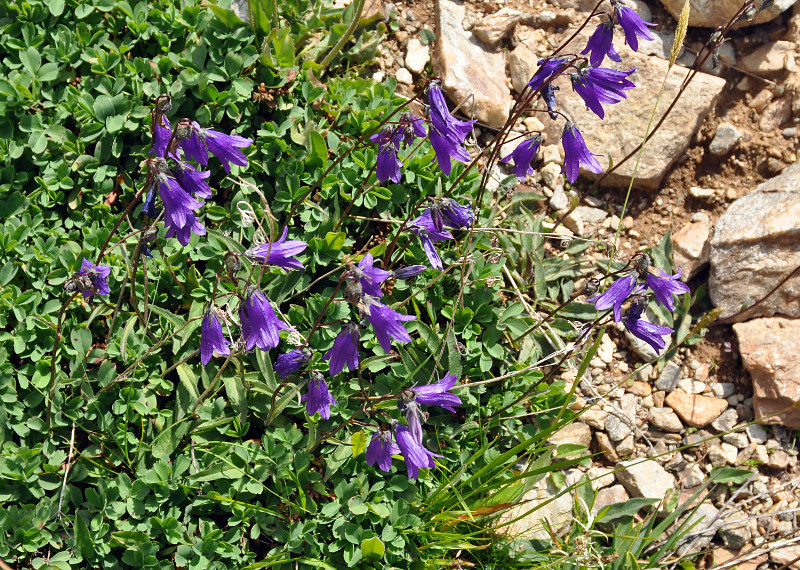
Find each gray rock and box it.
[656,0,796,28]
[682,464,706,487]
[677,502,718,553]
[615,434,635,457]
[541,162,564,191]
[592,485,630,515]
[605,393,637,442]
[672,213,712,280]
[745,423,768,444]
[650,407,684,433]
[616,459,676,500]
[580,408,609,430]
[718,520,752,550]
[711,408,738,432]
[434,0,511,128]
[733,318,800,428]
[721,432,749,449]
[543,31,726,189]
[508,44,538,95]
[656,361,682,391]
[574,206,608,224]
[689,186,716,200]
[709,160,800,321]
[549,186,569,211]
[635,363,653,382]
[708,122,743,156]
[404,38,430,75]
[709,382,735,399]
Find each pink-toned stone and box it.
[664,390,728,428]
[673,214,712,280]
[733,317,800,428]
[627,381,652,397]
[760,96,794,132]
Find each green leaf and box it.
[710,466,753,485]
[203,3,246,28]
[351,431,367,458]
[348,496,368,515]
[73,512,94,559]
[360,536,385,561]
[48,0,65,16]
[306,130,328,170]
[19,47,41,75]
[150,421,189,458]
[94,95,115,121]
[596,497,660,523]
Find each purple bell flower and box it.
[582,18,622,68]
[646,268,690,311]
[613,1,657,52]
[245,227,308,272]
[323,322,360,376]
[410,210,454,270]
[412,373,462,413]
[179,121,253,173]
[588,273,637,322]
[366,429,400,472]
[561,122,603,184]
[501,135,543,182]
[427,83,475,176]
[149,116,172,158]
[527,58,569,92]
[355,253,392,298]
[173,161,213,200]
[398,112,427,145]
[439,198,475,229]
[200,309,230,366]
[73,258,111,298]
[571,66,636,120]
[404,400,425,444]
[392,421,442,481]
[370,127,404,184]
[153,160,206,246]
[363,297,416,353]
[625,300,672,352]
[274,348,311,379]
[239,287,291,352]
[301,373,337,420]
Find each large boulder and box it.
[709,160,800,321]
[733,317,800,428]
[657,0,796,28]
[434,0,512,128]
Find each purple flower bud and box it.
[274,348,311,379]
[561,122,603,184]
[646,268,690,312]
[405,400,424,444]
[245,227,308,272]
[323,322,360,376]
[542,83,560,119]
[412,373,462,413]
[301,373,337,419]
[200,309,230,366]
[393,265,427,280]
[366,429,400,472]
[501,135,542,182]
[527,58,569,93]
[370,127,403,184]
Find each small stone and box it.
[711,409,738,432]
[672,214,712,280]
[783,127,798,137]
[665,390,728,428]
[586,466,615,489]
[745,423,768,443]
[710,382,735,399]
[508,44,538,95]
[574,206,608,224]
[471,8,522,48]
[404,38,430,75]
[752,444,769,464]
[760,97,793,132]
[635,364,653,383]
[395,67,413,84]
[547,422,592,448]
[627,381,652,397]
[563,211,585,236]
[718,520,752,551]
[707,445,730,467]
[549,187,569,211]
[722,432,749,449]
[596,432,619,463]
[592,485,630,515]
[627,328,671,361]
[541,162,564,191]
[616,459,676,500]
[750,88,773,112]
[605,393,637,442]
[372,70,386,82]
[720,442,739,464]
[652,390,665,408]
[709,122,743,156]
[682,464,706,487]
[523,116,545,133]
[580,408,608,430]
[615,434,635,457]
[650,407,684,433]
[689,186,716,200]
[770,543,800,568]
[656,361,682,391]
[767,449,790,469]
